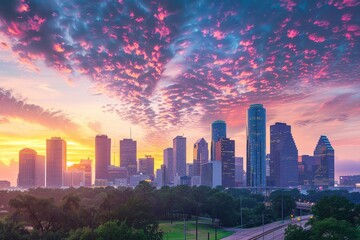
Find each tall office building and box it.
[18,148,36,188]
[173,136,186,177]
[163,148,174,183]
[193,138,209,176]
[35,155,45,187]
[216,138,235,188]
[246,104,266,187]
[46,137,66,188]
[211,120,226,160]
[235,157,245,186]
[69,159,92,187]
[201,161,222,188]
[269,122,299,187]
[314,136,335,187]
[95,135,111,181]
[138,155,155,177]
[298,155,321,186]
[120,138,137,175]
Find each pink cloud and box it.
[341,13,352,21]
[313,20,330,28]
[287,29,299,38]
[347,25,360,31]
[308,33,326,42]
[213,30,226,40]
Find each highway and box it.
[223,215,312,240]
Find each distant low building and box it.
[129,174,150,187]
[339,175,360,187]
[63,171,85,188]
[0,180,10,190]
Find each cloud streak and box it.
[0,87,80,134]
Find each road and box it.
[222,215,312,240]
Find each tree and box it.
[284,224,310,240]
[270,194,296,219]
[95,221,146,240]
[0,220,31,240]
[9,194,64,234]
[310,218,358,240]
[312,196,360,227]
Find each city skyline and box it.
[0,0,360,185]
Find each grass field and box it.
[159,220,233,240]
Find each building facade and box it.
[138,155,155,178]
[298,155,321,186]
[193,138,209,176]
[216,138,235,188]
[35,155,45,187]
[211,120,226,161]
[95,135,111,181]
[201,161,222,188]
[173,136,186,177]
[68,159,92,187]
[18,148,36,188]
[163,148,174,183]
[120,138,137,176]
[314,135,335,187]
[269,122,298,187]
[46,137,66,188]
[246,104,266,187]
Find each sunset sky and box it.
[0,0,359,186]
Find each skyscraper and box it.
[46,137,66,188]
[138,155,155,178]
[163,148,174,183]
[35,155,45,187]
[216,138,235,188]
[173,136,186,177]
[235,157,245,186]
[246,104,266,187]
[298,155,321,186]
[193,138,209,176]
[120,138,137,175]
[314,135,335,187]
[211,120,226,161]
[269,122,298,187]
[95,135,111,181]
[18,148,36,188]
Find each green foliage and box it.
[0,220,31,240]
[311,195,360,227]
[95,220,146,240]
[270,191,296,219]
[284,224,310,240]
[310,218,358,240]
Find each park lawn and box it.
[159,220,233,240]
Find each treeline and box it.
[0,183,360,239]
[285,195,360,240]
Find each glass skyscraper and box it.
[314,135,335,187]
[215,138,235,188]
[173,136,186,177]
[193,138,209,176]
[120,138,137,176]
[269,122,298,187]
[211,120,226,161]
[246,104,266,187]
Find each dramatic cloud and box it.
[0,0,359,133]
[0,87,80,134]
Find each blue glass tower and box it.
[211,120,226,161]
[246,104,266,187]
